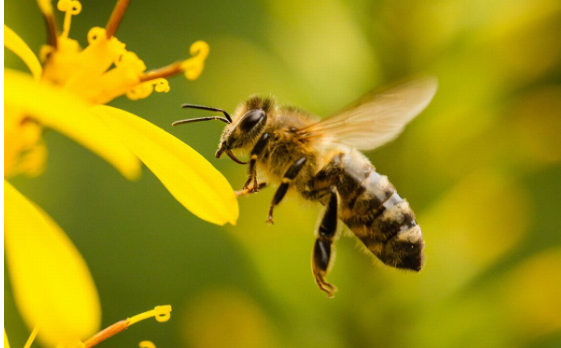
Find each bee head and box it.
[173,95,275,165]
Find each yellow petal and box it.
[4,25,42,80]
[92,105,239,225]
[4,181,101,347]
[4,68,141,180]
[4,330,10,348]
[4,104,47,178]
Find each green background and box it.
[5,0,561,347]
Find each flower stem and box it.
[106,0,132,38]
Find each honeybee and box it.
[173,76,438,297]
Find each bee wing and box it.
[302,76,438,151]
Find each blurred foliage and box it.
[4,0,561,348]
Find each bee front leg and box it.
[243,133,270,192]
[236,183,268,197]
[312,187,339,298]
[267,157,307,224]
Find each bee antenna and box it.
[180,103,233,123]
[172,116,230,126]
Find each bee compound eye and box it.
[239,109,265,132]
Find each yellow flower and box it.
[5,0,238,346]
[4,0,238,225]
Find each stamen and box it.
[140,41,209,83]
[128,305,172,324]
[57,0,82,38]
[37,0,58,49]
[23,327,39,348]
[83,321,128,348]
[106,0,132,38]
[139,61,183,83]
[82,306,172,348]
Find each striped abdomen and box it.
[334,151,425,271]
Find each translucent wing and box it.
[302,76,438,151]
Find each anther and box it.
[58,0,82,38]
[128,305,172,325]
[153,305,172,322]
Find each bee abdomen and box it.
[378,223,424,271]
[338,164,425,271]
[372,195,416,242]
[341,169,398,238]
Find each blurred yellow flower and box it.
[4,0,237,346]
[184,290,280,348]
[139,341,157,348]
[3,305,172,348]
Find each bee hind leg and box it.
[312,187,339,298]
[267,156,307,224]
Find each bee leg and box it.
[312,187,338,298]
[267,157,308,224]
[243,133,270,192]
[236,183,267,197]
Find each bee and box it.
[173,76,438,297]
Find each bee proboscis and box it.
[173,76,438,297]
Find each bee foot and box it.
[266,207,275,224]
[314,272,337,298]
[237,184,266,197]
